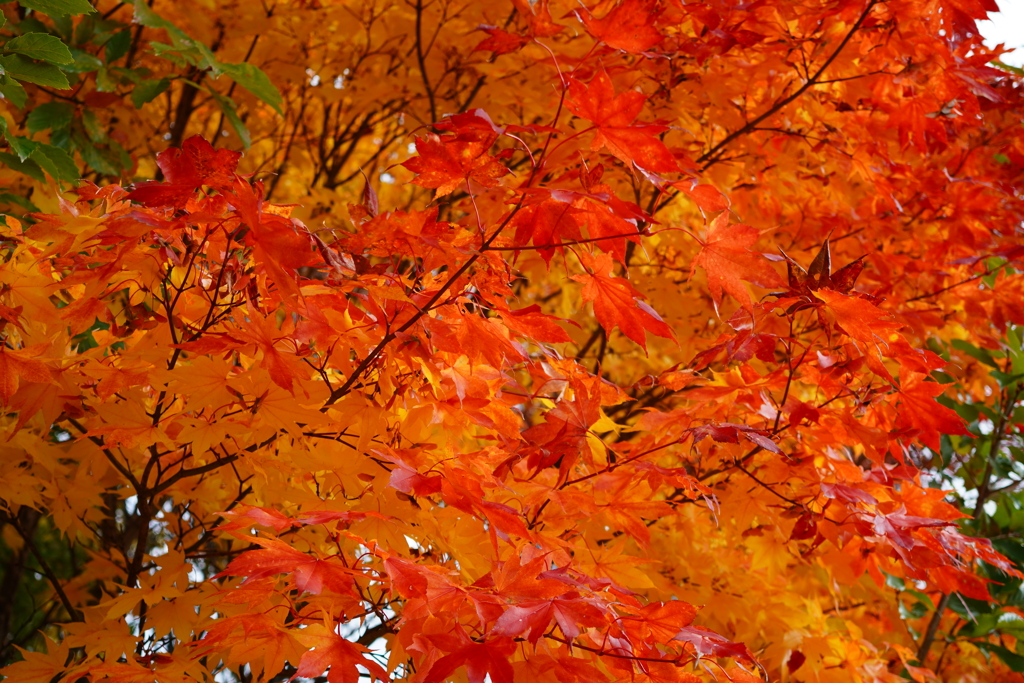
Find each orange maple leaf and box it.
[580,0,664,53]
[812,289,903,345]
[689,213,782,312]
[293,625,390,683]
[0,345,52,405]
[567,71,678,174]
[402,132,509,196]
[572,252,673,350]
[894,372,969,450]
[215,536,357,596]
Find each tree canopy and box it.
[1,0,1024,682]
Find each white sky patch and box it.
[978,1,1024,66]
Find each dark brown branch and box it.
[916,592,951,663]
[10,514,82,622]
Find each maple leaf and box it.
[673,626,755,663]
[193,613,303,680]
[872,507,955,550]
[293,624,390,683]
[127,135,240,206]
[580,0,664,53]
[689,422,783,455]
[509,189,641,262]
[0,345,52,405]
[510,0,563,37]
[893,372,970,450]
[689,212,783,312]
[673,181,730,213]
[473,27,529,55]
[777,239,866,302]
[215,536,356,596]
[402,132,508,196]
[499,304,575,343]
[572,251,673,350]
[0,639,71,683]
[491,600,554,643]
[621,601,698,643]
[158,135,241,187]
[812,289,903,345]
[421,631,516,683]
[232,311,307,393]
[567,71,678,173]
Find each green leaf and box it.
[104,28,132,63]
[219,62,283,115]
[4,135,39,162]
[95,66,116,91]
[30,142,78,181]
[904,589,936,612]
[884,573,905,591]
[0,55,70,89]
[0,151,47,183]
[26,101,75,133]
[4,33,74,65]
[18,0,96,16]
[147,42,191,68]
[953,401,980,424]
[73,137,119,176]
[978,642,1024,673]
[65,47,104,73]
[994,61,1024,76]
[898,599,927,620]
[80,109,105,143]
[951,339,1001,369]
[131,77,170,109]
[131,0,174,30]
[948,595,992,619]
[0,192,41,212]
[133,2,219,73]
[211,91,251,149]
[992,371,1024,389]
[0,74,28,108]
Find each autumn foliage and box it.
[2,0,1024,682]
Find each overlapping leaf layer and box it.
[1,1,1023,682]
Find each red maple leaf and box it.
[499,304,575,344]
[510,189,640,262]
[511,0,563,37]
[491,600,554,643]
[580,0,664,53]
[292,627,390,683]
[673,625,755,662]
[621,601,698,644]
[127,135,241,206]
[215,536,356,596]
[473,27,529,55]
[233,312,307,393]
[894,372,970,450]
[567,71,678,173]
[402,132,509,196]
[572,252,673,350]
[421,631,516,683]
[689,212,782,312]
